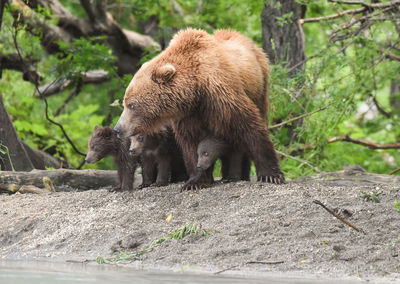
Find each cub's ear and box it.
[152,63,176,84]
[94,125,99,131]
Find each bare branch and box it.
[389,168,400,175]
[80,0,97,23]
[371,95,392,118]
[329,0,400,8]
[37,70,109,97]
[328,135,400,149]
[11,25,86,157]
[276,150,321,172]
[54,78,83,116]
[301,7,365,23]
[313,200,365,233]
[0,53,42,84]
[301,0,400,24]
[382,51,400,62]
[270,104,332,130]
[8,0,160,74]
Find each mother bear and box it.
[114,28,284,185]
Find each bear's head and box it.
[85,126,117,163]
[114,29,210,138]
[114,61,193,138]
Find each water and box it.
[0,260,368,284]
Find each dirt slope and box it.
[1,167,399,281]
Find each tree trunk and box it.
[0,169,119,192]
[21,141,69,169]
[0,92,34,171]
[261,0,306,74]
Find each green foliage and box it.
[395,201,400,211]
[0,141,14,171]
[360,191,383,203]
[276,12,293,27]
[55,36,116,78]
[96,221,213,264]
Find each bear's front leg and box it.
[139,156,156,188]
[245,129,284,184]
[154,155,171,187]
[221,150,244,182]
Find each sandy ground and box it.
[1,166,400,282]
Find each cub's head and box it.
[85,126,117,163]
[197,138,228,170]
[128,134,146,157]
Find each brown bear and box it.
[85,126,137,191]
[183,136,251,190]
[114,28,284,187]
[129,126,187,188]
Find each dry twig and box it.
[313,200,365,234]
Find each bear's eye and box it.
[128,104,134,110]
[137,136,144,142]
[92,145,97,151]
[203,151,209,157]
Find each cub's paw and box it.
[109,186,122,192]
[257,173,285,184]
[138,183,151,189]
[154,181,168,187]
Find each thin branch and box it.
[329,0,400,8]
[382,52,400,62]
[38,70,109,97]
[389,168,400,175]
[371,95,391,118]
[0,53,42,84]
[80,0,97,23]
[328,135,400,149]
[270,104,331,130]
[313,200,365,234]
[276,150,321,173]
[301,7,365,23]
[54,78,83,116]
[301,0,400,24]
[12,25,86,158]
[329,0,371,5]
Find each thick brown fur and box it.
[85,126,137,191]
[115,29,284,186]
[129,126,187,188]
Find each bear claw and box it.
[257,174,285,184]
[181,183,202,192]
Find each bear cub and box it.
[183,136,250,190]
[85,126,137,191]
[129,126,187,188]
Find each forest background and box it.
[0,0,399,180]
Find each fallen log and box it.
[0,169,119,192]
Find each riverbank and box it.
[1,167,400,282]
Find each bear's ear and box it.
[94,125,99,131]
[152,63,176,84]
